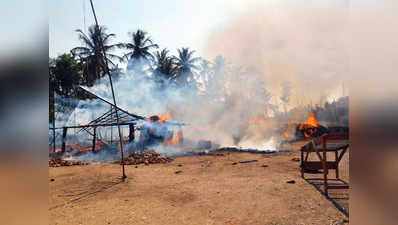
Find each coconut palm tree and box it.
[199,59,212,88]
[173,48,200,86]
[153,49,178,78]
[213,55,227,75]
[152,49,178,88]
[71,25,123,85]
[121,29,158,69]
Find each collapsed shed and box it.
[49,87,184,157]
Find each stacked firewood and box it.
[49,158,89,167]
[122,152,173,165]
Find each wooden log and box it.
[239,160,258,164]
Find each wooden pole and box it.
[110,106,113,144]
[61,127,67,153]
[322,136,328,196]
[89,0,126,179]
[92,126,97,152]
[52,89,56,153]
[129,124,135,142]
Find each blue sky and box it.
[49,0,257,58]
[49,0,348,58]
[49,0,349,61]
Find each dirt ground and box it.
[49,141,349,225]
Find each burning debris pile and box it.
[142,112,184,146]
[121,150,173,165]
[49,158,89,167]
[281,111,349,146]
[295,112,328,138]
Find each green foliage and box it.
[153,49,178,81]
[71,25,124,86]
[49,54,82,97]
[121,29,158,70]
[49,54,82,123]
[172,48,200,87]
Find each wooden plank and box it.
[239,160,258,164]
[327,185,349,189]
[322,139,328,196]
[302,161,338,170]
[337,146,348,163]
[324,133,349,140]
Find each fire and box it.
[248,116,267,126]
[298,112,320,138]
[147,110,173,123]
[147,110,183,145]
[283,130,290,138]
[299,112,319,129]
[164,128,183,145]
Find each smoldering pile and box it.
[121,149,173,165]
[49,158,89,167]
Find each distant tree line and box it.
[49,24,229,123]
[274,96,349,126]
[49,24,348,127]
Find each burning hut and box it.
[49,87,185,163]
[140,113,184,147]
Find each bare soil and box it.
[49,141,349,225]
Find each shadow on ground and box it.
[305,177,349,219]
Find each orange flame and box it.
[283,131,290,138]
[164,128,183,145]
[147,110,173,123]
[248,116,267,126]
[301,112,319,128]
[298,112,319,138]
[147,110,183,145]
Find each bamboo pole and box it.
[89,0,126,179]
[52,89,56,153]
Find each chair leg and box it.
[323,140,328,196]
[324,170,329,196]
[301,151,304,178]
[335,151,339,179]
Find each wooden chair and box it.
[300,133,349,196]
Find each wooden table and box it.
[300,133,349,196]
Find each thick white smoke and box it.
[204,5,349,109]
[68,56,279,151]
[55,2,350,154]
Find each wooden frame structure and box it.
[50,87,185,154]
[49,87,144,153]
[300,133,349,196]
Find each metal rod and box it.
[89,0,126,179]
